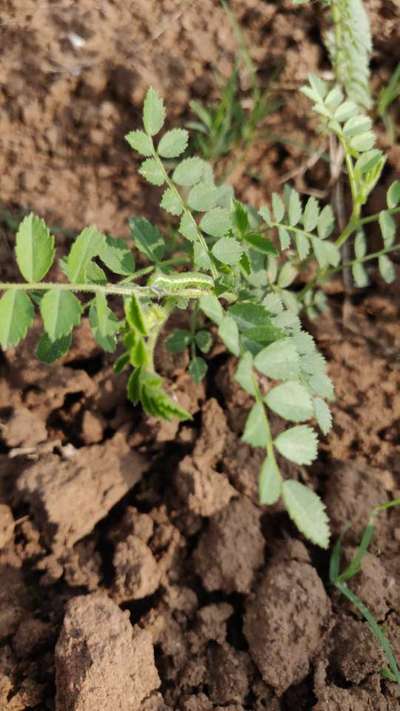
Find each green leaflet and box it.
[125,130,153,156]
[242,402,268,448]
[235,352,256,396]
[40,290,82,340]
[282,479,330,548]
[0,290,34,349]
[254,338,300,381]
[158,129,188,158]
[265,381,313,422]
[212,237,243,266]
[129,217,166,262]
[200,208,231,238]
[218,315,240,356]
[15,213,55,282]
[199,294,223,325]
[65,226,105,283]
[173,157,206,186]
[36,333,72,363]
[275,425,318,465]
[160,188,183,216]
[139,158,165,186]
[143,87,166,136]
[259,456,282,505]
[189,356,207,383]
[99,236,135,275]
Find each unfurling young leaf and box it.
[282,480,330,548]
[15,213,55,283]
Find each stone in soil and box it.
[244,546,330,695]
[55,594,160,711]
[17,433,148,550]
[193,495,264,594]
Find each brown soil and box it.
[1,1,400,710]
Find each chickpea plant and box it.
[1,3,399,550]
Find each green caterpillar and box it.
[149,272,214,298]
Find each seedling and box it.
[330,499,400,685]
[0,0,399,549]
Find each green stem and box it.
[359,206,400,227]
[253,377,278,465]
